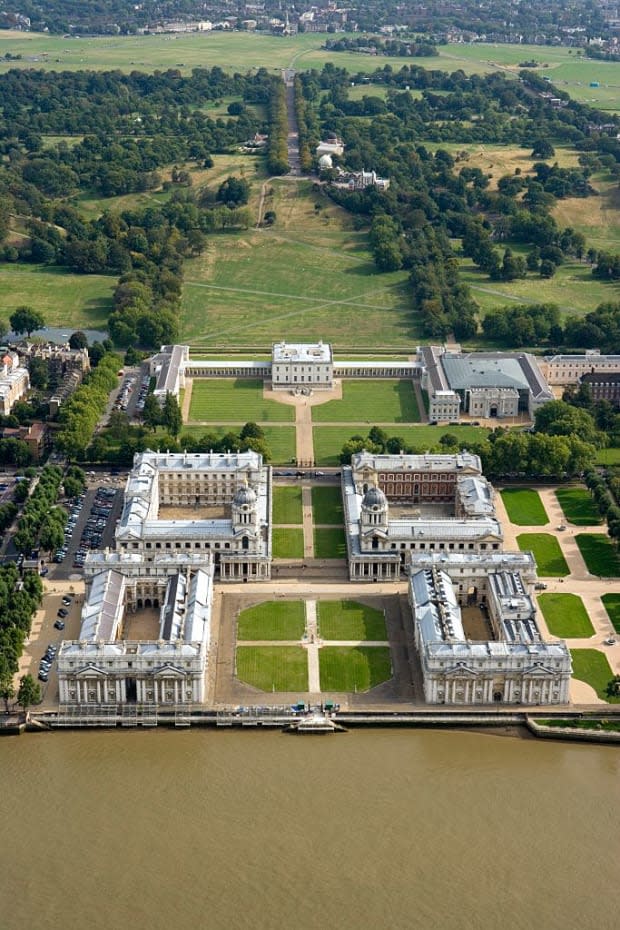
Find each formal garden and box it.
[517,534,570,576]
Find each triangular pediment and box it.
[153,663,186,678]
[523,664,556,677]
[444,662,478,677]
[75,664,108,678]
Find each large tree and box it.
[9,306,45,338]
[17,674,41,712]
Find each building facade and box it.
[0,352,29,415]
[271,341,333,391]
[116,450,272,580]
[541,350,620,385]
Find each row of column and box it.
[349,559,400,580]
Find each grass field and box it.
[555,487,601,526]
[537,593,594,638]
[317,600,387,641]
[570,649,620,702]
[237,600,306,641]
[318,647,392,692]
[236,646,308,691]
[312,380,420,424]
[516,533,570,576]
[272,527,304,559]
[602,594,620,634]
[313,425,491,466]
[595,447,620,466]
[188,380,294,423]
[180,424,295,463]
[1,264,113,329]
[313,527,347,559]
[501,488,548,525]
[311,486,344,525]
[273,486,303,524]
[576,534,620,577]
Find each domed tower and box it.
[318,153,333,171]
[360,485,388,531]
[232,482,258,530]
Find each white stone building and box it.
[148,344,188,405]
[540,350,620,386]
[342,452,503,580]
[0,351,29,415]
[271,341,333,391]
[410,563,571,705]
[116,450,272,580]
[57,559,213,706]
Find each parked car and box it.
[53,619,65,631]
[57,608,69,618]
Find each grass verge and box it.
[602,594,620,634]
[570,649,620,703]
[516,533,570,576]
[537,593,594,638]
[236,646,308,691]
[555,487,601,526]
[501,488,548,525]
[576,534,620,577]
[311,485,344,525]
[237,601,306,640]
[317,600,387,641]
[319,647,392,692]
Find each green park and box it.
[537,594,594,639]
[501,489,548,526]
[516,534,570,576]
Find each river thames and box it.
[2,728,618,930]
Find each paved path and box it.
[295,402,314,466]
[301,485,314,558]
[181,377,193,422]
[304,600,320,692]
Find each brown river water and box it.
[1,728,619,930]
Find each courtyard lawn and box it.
[555,487,601,526]
[602,594,620,634]
[576,534,620,577]
[180,424,295,464]
[237,601,306,641]
[313,425,491,467]
[570,649,620,703]
[311,486,344,525]
[319,647,392,692]
[516,534,570,577]
[272,528,304,559]
[188,379,294,423]
[312,380,420,424]
[501,488,548,526]
[317,600,387,641]
[313,527,347,559]
[273,486,303,524]
[537,594,594,639]
[236,646,308,692]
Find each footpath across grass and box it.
[319,647,392,692]
[570,649,620,703]
[537,593,594,638]
[517,533,570,576]
[602,594,620,634]
[317,600,387,641]
[273,486,303,524]
[576,534,620,577]
[501,488,548,525]
[311,486,344,525]
[555,487,601,526]
[236,646,308,692]
[272,528,304,559]
[237,601,305,641]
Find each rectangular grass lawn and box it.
[311,486,344,525]
[180,424,295,464]
[313,425,490,466]
[272,527,304,559]
[237,600,306,640]
[602,594,620,634]
[236,646,308,691]
[570,649,620,703]
[516,533,570,576]
[576,534,620,577]
[537,593,594,638]
[318,600,387,640]
[188,379,294,422]
[273,486,303,524]
[314,527,347,559]
[319,647,392,692]
[312,380,420,424]
[555,487,601,526]
[501,488,548,525]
